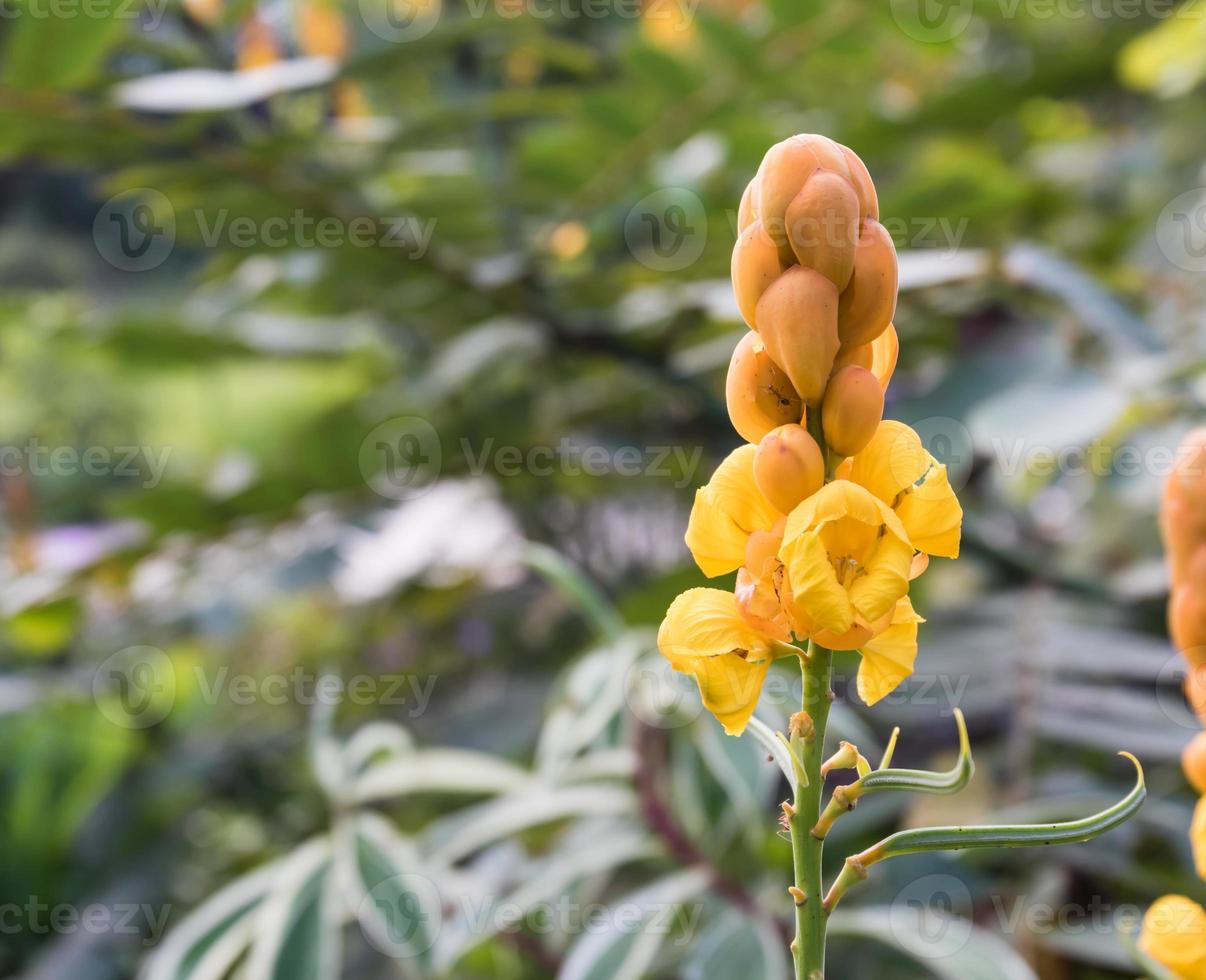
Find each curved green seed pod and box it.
[858,709,973,797]
[824,752,1145,912]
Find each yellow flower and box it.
[840,420,963,559]
[1140,895,1206,979]
[657,588,781,735]
[734,528,797,643]
[685,445,783,577]
[780,480,915,638]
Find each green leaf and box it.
[1,0,127,90]
[829,907,1038,980]
[683,908,788,980]
[342,815,442,970]
[524,543,626,642]
[556,868,712,980]
[144,852,312,980]
[245,845,339,980]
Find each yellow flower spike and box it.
[847,420,963,559]
[685,445,783,577]
[856,597,925,706]
[657,588,779,735]
[780,481,914,636]
[1193,796,1206,880]
[1139,895,1206,980]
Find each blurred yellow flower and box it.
[237,17,280,72]
[298,2,350,60]
[1193,796,1206,880]
[1140,895,1206,979]
[657,587,782,735]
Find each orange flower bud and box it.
[837,219,898,350]
[731,219,786,330]
[237,17,280,71]
[822,366,885,458]
[1171,584,1206,667]
[1185,731,1206,794]
[298,2,349,59]
[756,135,851,254]
[785,170,860,290]
[738,179,758,233]
[754,423,825,515]
[838,143,879,223]
[725,332,803,445]
[833,343,873,373]
[755,266,840,405]
[1188,665,1206,724]
[1162,429,1206,584]
[870,323,900,391]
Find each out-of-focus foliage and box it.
[2,0,1206,976]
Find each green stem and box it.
[790,640,832,979]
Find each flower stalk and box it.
[789,638,832,980]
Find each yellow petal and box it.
[657,588,775,735]
[848,420,929,503]
[849,420,963,559]
[849,531,914,625]
[856,597,924,706]
[685,445,782,577]
[658,587,775,662]
[667,652,771,736]
[1140,894,1206,980]
[782,527,854,634]
[896,461,963,559]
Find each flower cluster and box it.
[1142,429,1206,977]
[657,135,963,736]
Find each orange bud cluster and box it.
[1163,431,1206,672]
[727,134,898,509]
[1160,430,1206,811]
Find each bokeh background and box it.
[2,0,1206,977]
